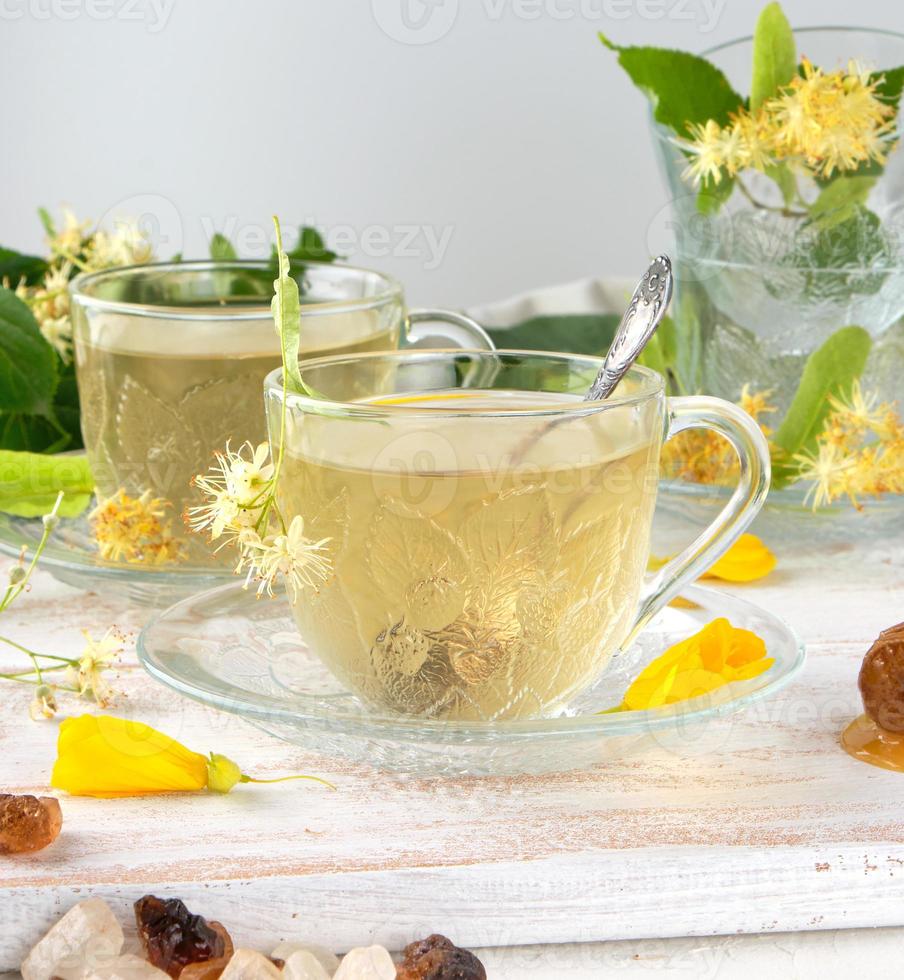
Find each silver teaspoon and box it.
[585,254,673,401]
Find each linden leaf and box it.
[600,33,745,135]
[0,286,58,416]
[0,449,94,517]
[750,2,797,111]
[209,233,238,261]
[772,326,872,487]
[271,217,305,395]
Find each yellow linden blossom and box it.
[90,489,183,565]
[661,386,775,485]
[620,618,774,712]
[794,383,904,510]
[701,534,777,583]
[51,714,335,798]
[678,58,897,185]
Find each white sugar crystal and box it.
[83,954,169,978]
[22,898,124,980]
[333,946,395,980]
[272,942,339,975]
[282,949,333,980]
[219,948,282,979]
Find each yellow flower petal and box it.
[700,534,777,583]
[620,618,772,712]
[51,715,208,798]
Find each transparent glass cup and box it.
[70,260,491,564]
[264,349,770,721]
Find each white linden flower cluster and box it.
[5,209,155,363]
[188,442,330,601]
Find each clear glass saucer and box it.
[0,511,233,606]
[137,582,805,777]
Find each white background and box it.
[2,0,901,306]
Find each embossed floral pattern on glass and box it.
[275,387,660,721]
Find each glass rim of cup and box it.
[69,258,404,321]
[265,348,665,419]
[700,23,904,60]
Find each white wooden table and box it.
[1,517,903,975]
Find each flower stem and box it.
[240,773,336,790]
[0,492,63,614]
[735,176,808,218]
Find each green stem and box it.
[0,636,71,662]
[0,491,63,614]
[240,773,336,790]
[48,244,89,271]
[736,176,808,218]
[0,664,69,681]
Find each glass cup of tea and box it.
[70,260,492,564]
[264,348,770,721]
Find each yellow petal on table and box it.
[51,714,208,798]
[700,534,777,582]
[620,618,773,712]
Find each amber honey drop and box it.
[841,714,904,772]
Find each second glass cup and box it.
[70,260,491,564]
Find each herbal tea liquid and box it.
[277,389,660,719]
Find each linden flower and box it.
[794,441,859,510]
[827,381,888,437]
[84,220,154,270]
[680,119,736,186]
[620,618,774,712]
[51,714,333,798]
[28,684,58,721]
[768,58,897,177]
[66,628,124,707]
[90,489,182,565]
[188,442,274,544]
[46,209,90,259]
[239,515,331,601]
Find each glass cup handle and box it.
[405,308,496,350]
[627,395,771,644]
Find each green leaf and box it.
[0,413,62,453]
[51,362,83,451]
[873,65,904,107]
[764,163,797,207]
[268,225,339,271]
[637,314,679,385]
[486,313,620,357]
[0,247,48,287]
[37,206,55,237]
[750,2,796,111]
[209,233,238,261]
[600,33,744,134]
[772,326,872,486]
[696,176,735,214]
[808,175,877,230]
[0,449,94,517]
[271,218,306,395]
[0,287,58,415]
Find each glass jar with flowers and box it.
[603,4,904,523]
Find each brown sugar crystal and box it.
[0,793,62,854]
[396,934,487,980]
[134,896,231,978]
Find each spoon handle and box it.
[585,255,673,401]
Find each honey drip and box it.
[841,714,904,772]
